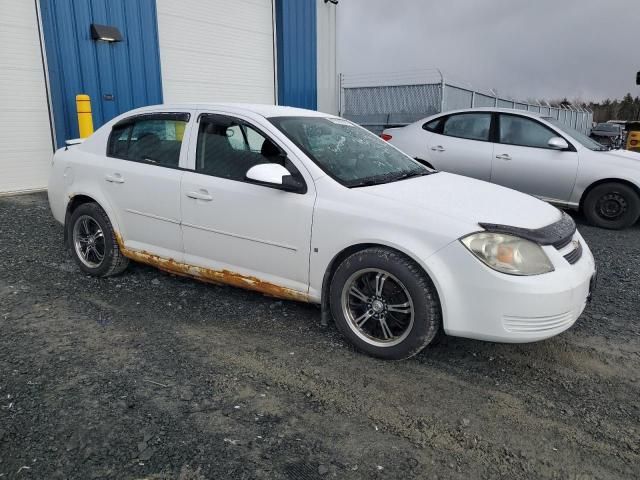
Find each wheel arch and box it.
[320,242,443,325]
[579,178,640,211]
[63,193,120,248]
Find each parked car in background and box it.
[590,122,623,148]
[48,104,596,360]
[383,108,640,229]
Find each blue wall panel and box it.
[39,0,163,147]
[275,0,317,110]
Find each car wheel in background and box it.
[583,182,640,230]
[329,247,441,360]
[68,202,129,277]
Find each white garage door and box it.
[0,0,54,194]
[157,0,275,105]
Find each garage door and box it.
[0,0,53,194]
[156,0,275,104]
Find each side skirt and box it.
[114,232,311,303]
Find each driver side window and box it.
[498,115,558,149]
[195,115,286,182]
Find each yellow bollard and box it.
[175,121,185,141]
[76,94,94,138]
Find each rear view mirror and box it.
[548,137,569,150]
[246,163,305,193]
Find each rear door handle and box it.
[105,173,125,183]
[496,154,512,161]
[186,190,213,201]
[430,145,445,152]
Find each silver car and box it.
[383,108,640,229]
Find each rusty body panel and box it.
[114,233,310,303]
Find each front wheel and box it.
[583,182,640,230]
[329,248,441,360]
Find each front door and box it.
[102,112,193,260]
[180,113,315,295]
[491,114,579,202]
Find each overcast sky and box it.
[337,0,638,102]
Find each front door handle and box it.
[496,154,512,161]
[105,173,125,183]
[186,190,213,201]
[431,145,445,152]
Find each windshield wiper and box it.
[349,169,430,188]
[348,172,397,188]
[393,170,431,181]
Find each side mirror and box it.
[245,163,305,193]
[548,136,569,150]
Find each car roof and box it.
[121,103,334,119]
[429,107,546,119]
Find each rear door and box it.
[102,112,194,260]
[426,112,494,181]
[491,114,579,202]
[179,112,315,295]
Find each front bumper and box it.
[426,231,596,343]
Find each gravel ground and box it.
[0,192,638,480]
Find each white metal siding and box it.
[316,0,338,115]
[0,0,53,193]
[156,0,275,104]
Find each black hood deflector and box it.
[479,211,576,248]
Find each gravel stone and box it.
[0,193,638,480]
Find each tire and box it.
[583,182,640,230]
[67,202,129,277]
[329,247,441,360]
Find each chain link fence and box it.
[339,70,593,135]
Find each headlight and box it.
[461,232,554,276]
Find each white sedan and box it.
[48,104,596,359]
[383,108,640,229]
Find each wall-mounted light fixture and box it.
[324,0,338,4]
[90,24,123,43]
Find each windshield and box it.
[543,117,608,151]
[268,116,431,187]
[594,123,620,132]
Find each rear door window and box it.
[107,113,190,167]
[442,113,491,141]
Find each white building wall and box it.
[316,0,338,115]
[156,0,276,105]
[0,0,54,194]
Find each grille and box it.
[564,241,583,265]
[503,310,576,333]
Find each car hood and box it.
[360,172,562,230]
[601,149,640,162]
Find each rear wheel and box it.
[329,248,441,360]
[68,203,129,277]
[583,182,640,230]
